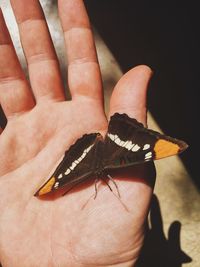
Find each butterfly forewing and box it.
[35,133,100,196]
[102,113,188,169]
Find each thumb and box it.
[109,65,153,126]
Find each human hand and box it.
[0,1,154,266]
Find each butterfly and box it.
[34,113,188,196]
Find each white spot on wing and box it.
[64,143,95,174]
[108,133,142,152]
[84,144,94,153]
[126,141,134,150]
[58,174,63,179]
[54,182,59,189]
[115,138,121,145]
[143,144,150,150]
[65,169,71,175]
[70,162,76,170]
[132,144,140,151]
[108,133,115,141]
[120,140,125,146]
[145,152,152,159]
[122,141,128,147]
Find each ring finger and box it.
[58,0,103,107]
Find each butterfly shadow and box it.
[136,194,192,267]
[0,105,6,129]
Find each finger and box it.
[0,9,35,118]
[10,0,65,102]
[58,0,103,104]
[109,65,153,125]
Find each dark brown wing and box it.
[35,133,101,196]
[102,113,188,169]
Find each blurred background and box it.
[0,1,199,266]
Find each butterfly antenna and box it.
[107,174,121,198]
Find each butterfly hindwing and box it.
[102,113,188,169]
[35,133,100,196]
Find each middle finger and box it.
[58,0,103,105]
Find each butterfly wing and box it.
[102,113,188,169]
[35,133,100,196]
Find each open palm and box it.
[0,1,154,266]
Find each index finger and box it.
[58,0,103,104]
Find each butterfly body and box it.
[35,113,188,196]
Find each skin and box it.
[0,1,155,266]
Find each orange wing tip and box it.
[34,177,56,197]
[154,139,188,159]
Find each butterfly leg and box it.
[94,178,99,199]
[94,176,114,199]
[107,174,121,198]
[101,177,113,192]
